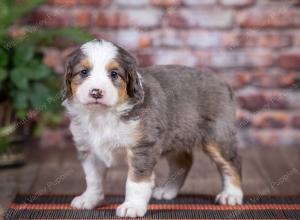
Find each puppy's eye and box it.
[110,71,118,80]
[80,69,89,78]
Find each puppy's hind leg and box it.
[153,151,193,200]
[203,140,243,205]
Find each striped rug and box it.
[5,194,300,219]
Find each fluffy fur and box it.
[63,39,243,218]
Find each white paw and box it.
[152,186,178,200]
[116,201,147,218]
[215,187,243,205]
[71,192,104,209]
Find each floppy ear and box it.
[117,47,144,103]
[61,60,72,100]
[61,48,82,100]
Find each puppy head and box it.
[62,39,143,108]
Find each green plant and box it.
[0,0,92,152]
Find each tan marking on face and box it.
[105,59,120,71]
[117,79,128,104]
[68,57,92,97]
[106,59,129,104]
[71,79,79,96]
[203,142,241,187]
[80,58,92,69]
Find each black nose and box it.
[90,89,103,99]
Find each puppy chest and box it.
[86,116,141,150]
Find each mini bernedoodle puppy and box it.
[62,39,243,218]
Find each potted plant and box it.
[0,0,91,166]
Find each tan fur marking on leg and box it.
[166,151,193,175]
[203,143,241,187]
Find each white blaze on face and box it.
[75,40,119,107]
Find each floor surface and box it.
[1,146,300,219]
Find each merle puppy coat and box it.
[62,39,243,218]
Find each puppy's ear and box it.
[61,48,82,100]
[61,59,72,100]
[117,47,144,103]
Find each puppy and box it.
[62,39,243,218]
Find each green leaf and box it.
[0,68,7,84]
[29,83,50,111]
[13,91,28,109]
[13,45,34,65]
[16,109,27,119]
[0,49,9,67]
[26,61,51,80]
[10,67,30,89]
[0,137,9,153]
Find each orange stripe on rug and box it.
[9,203,300,210]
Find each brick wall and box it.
[27,0,300,148]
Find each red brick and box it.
[252,72,278,88]
[8,26,27,38]
[294,0,300,6]
[183,0,217,6]
[165,11,187,28]
[222,32,256,48]
[72,9,92,27]
[250,71,300,89]
[43,48,63,73]
[78,0,111,6]
[294,31,300,46]
[232,72,252,89]
[25,9,71,27]
[220,0,255,8]
[237,89,289,112]
[258,33,291,48]
[253,111,290,128]
[96,11,127,28]
[237,9,300,28]
[134,50,154,67]
[166,10,233,28]
[291,114,300,128]
[277,73,299,88]
[49,0,76,6]
[279,52,300,69]
[237,90,268,112]
[222,32,291,49]
[151,0,183,7]
[138,34,152,48]
[241,129,300,148]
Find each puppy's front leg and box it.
[71,150,107,209]
[116,146,156,218]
